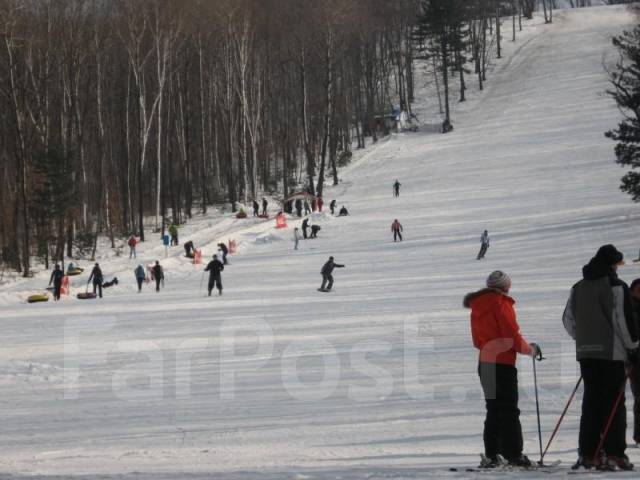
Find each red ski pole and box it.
[539,375,582,464]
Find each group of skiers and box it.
[467,244,640,471]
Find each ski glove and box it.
[529,342,543,361]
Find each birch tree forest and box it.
[0,0,548,276]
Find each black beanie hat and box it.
[595,244,624,266]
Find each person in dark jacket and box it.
[152,261,164,292]
[319,256,345,291]
[310,224,321,238]
[218,242,229,265]
[464,271,539,468]
[205,254,224,296]
[184,240,195,259]
[134,264,146,293]
[253,200,260,217]
[393,179,401,197]
[391,219,403,242]
[49,264,64,301]
[295,199,303,217]
[338,206,349,216]
[302,218,309,239]
[563,245,639,470]
[88,263,104,298]
[629,278,640,446]
[330,200,337,215]
[477,230,490,260]
[262,198,268,216]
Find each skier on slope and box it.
[330,200,337,215]
[205,254,224,296]
[477,230,490,260]
[253,200,260,217]
[88,263,104,298]
[464,270,540,469]
[393,179,401,197]
[293,227,301,250]
[391,219,403,242]
[134,264,146,293]
[218,242,229,265]
[262,198,268,216]
[152,261,164,292]
[563,245,638,470]
[302,218,310,239]
[319,256,345,292]
[48,264,64,301]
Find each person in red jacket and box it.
[463,270,541,468]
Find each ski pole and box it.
[532,351,544,465]
[540,375,582,464]
[591,368,632,465]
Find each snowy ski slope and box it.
[1,5,640,479]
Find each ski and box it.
[449,457,562,474]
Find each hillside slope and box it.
[0,5,639,479]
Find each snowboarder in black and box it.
[320,256,345,291]
[152,261,164,292]
[302,218,309,239]
[88,263,104,298]
[330,199,337,215]
[393,179,401,197]
[253,200,260,217]
[49,264,64,301]
[218,242,229,265]
[262,197,268,216]
[205,254,224,296]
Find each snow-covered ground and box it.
[1,5,640,479]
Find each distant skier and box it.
[391,219,403,242]
[302,218,309,239]
[253,200,260,217]
[128,235,138,258]
[317,197,324,212]
[262,197,268,216]
[205,254,224,296]
[304,200,311,215]
[184,240,195,259]
[134,264,146,293]
[48,264,64,301]
[310,224,321,238]
[393,179,401,197]
[168,223,179,246]
[152,261,164,292]
[218,242,229,265]
[293,227,301,250]
[88,263,104,298]
[330,200,337,215]
[338,206,349,216]
[464,270,540,468]
[319,256,345,292]
[295,199,303,217]
[477,230,490,260]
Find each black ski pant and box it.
[93,281,103,298]
[155,278,162,292]
[477,243,489,260]
[579,359,627,458]
[136,278,144,292]
[302,228,308,239]
[478,362,523,460]
[393,230,403,242]
[208,275,222,295]
[320,273,333,291]
[53,281,62,301]
[630,363,640,444]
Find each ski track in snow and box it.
[1,5,639,479]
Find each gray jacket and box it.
[563,257,638,361]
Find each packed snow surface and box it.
[1,5,639,479]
